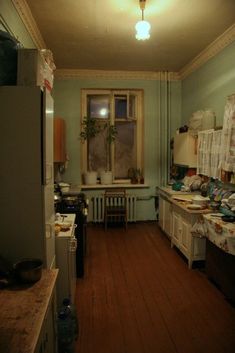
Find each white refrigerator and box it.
[0,86,55,268]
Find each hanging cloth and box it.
[219,94,235,173]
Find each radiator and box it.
[91,195,137,223]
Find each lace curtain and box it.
[219,94,235,173]
[197,129,222,178]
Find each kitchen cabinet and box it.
[54,117,66,163]
[35,295,57,353]
[174,132,197,167]
[171,204,206,268]
[159,193,172,238]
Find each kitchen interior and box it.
[1,0,235,352]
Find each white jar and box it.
[100,171,113,185]
[84,171,97,185]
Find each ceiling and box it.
[23,0,235,72]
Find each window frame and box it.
[81,88,144,182]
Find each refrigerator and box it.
[0,86,55,268]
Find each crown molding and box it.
[12,0,46,49]
[179,23,235,80]
[55,69,180,81]
[12,1,235,81]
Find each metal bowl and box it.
[14,258,43,283]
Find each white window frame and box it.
[81,88,144,181]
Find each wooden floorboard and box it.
[75,222,235,353]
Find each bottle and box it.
[62,298,79,340]
[57,308,75,353]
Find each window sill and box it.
[81,183,149,190]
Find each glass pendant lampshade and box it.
[135,0,151,40]
[135,20,151,40]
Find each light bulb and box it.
[135,20,151,40]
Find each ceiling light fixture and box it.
[135,0,151,40]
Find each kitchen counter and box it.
[158,185,198,196]
[0,269,58,353]
[55,213,76,238]
[158,186,211,215]
[170,197,212,215]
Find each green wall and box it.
[3,0,234,220]
[182,41,235,126]
[0,1,35,48]
[54,78,181,220]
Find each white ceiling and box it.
[23,0,235,72]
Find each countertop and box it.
[158,185,212,215]
[170,197,213,215]
[0,269,58,353]
[158,185,200,196]
[55,213,76,238]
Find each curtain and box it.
[219,94,235,173]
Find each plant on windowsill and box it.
[100,123,117,185]
[80,116,102,185]
[128,168,143,184]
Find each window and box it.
[81,89,144,181]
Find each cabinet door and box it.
[158,196,164,230]
[180,219,190,256]
[54,117,66,162]
[34,296,56,353]
[44,300,56,353]
[164,200,172,237]
[172,211,181,246]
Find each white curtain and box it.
[197,129,222,178]
[197,130,214,176]
[219,94,235,173]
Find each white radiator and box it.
[91,195,137,223]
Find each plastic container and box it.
[62,298,79,340]
[57,308,75,353]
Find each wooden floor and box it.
[75,222,235,353]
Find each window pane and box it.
[115,95,127,119]
[88,133,106,172]
[129,95,136,119]
[114,122,137,179]
[87,95,109,119]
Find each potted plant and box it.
[100,123,117,185]
[128,167,141,184]
[80,116,101,184]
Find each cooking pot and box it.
[14,258,43,283]
[59,182,70,193]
